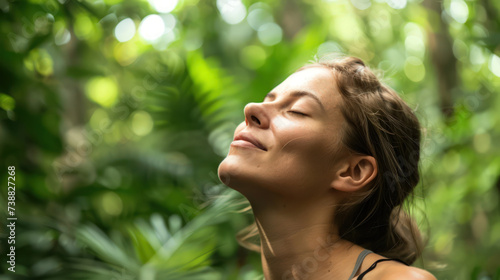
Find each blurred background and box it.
[0,0,499,279]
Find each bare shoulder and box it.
[382,264,436,280]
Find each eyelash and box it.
[288,111,307,116]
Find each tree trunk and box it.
[423,0,458,120]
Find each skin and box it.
[218,67,436,280]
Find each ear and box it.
[330,155,377,192]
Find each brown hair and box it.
[238,55,424,264]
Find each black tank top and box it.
[347,249,409,280]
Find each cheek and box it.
[277,125,334,159]
[277,131,338,175]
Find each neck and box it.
[248,194,359,280]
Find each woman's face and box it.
[218,67,347,201]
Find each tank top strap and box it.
[347,249,373,280]
[357,258,409,280]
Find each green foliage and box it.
[0,0,499,279]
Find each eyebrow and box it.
[265,90,325,112]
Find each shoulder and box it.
[380,264,436,280]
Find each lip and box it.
[232,133,267,151]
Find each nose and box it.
[244,102,269,128]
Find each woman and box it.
[218,56,436,280]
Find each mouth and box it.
[232,133,267,151]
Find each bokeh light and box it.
[443,150,461,174]
[470,45,486,65]
[114,18,136,42]
[240,45,267,69]
[153,31,176,50]
[351,0,371,10]
[387,0,407,10]
[247,3,273,31]
[101,191,123,216]
[114,41,138,66]
[258,22,282,46]
[85,77,119,107]
[404,56,426,82]
[317,41,344,58]
[54,21,71,46]
[24,49,54,76]
[452,39,468,60]
[449,0,469,24]
[331,15,362,42]
[217,0,247,25]
[99,167,122,189]
[184,29,203,51]
[161,13,176,33]
[148,0,178,13]
[131,110,154,136]
[405,35,425,58]
[488,54,500,77]
[473,133,491,153]
[139,14,165,41]
[74,13,99,40]
[0,93,15,111]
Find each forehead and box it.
[272,66,341,110]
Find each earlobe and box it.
[330,155,377,192]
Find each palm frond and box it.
[71,189,242,279]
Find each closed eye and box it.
[288,111,308,116]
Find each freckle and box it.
[283,204,286,208]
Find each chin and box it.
[217,155,241,188]
[217,156,262,197]
[217,161,232,187]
